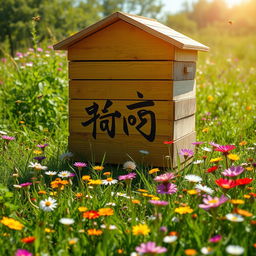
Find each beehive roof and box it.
[53,12,209,51]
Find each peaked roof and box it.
[53,12,209,51]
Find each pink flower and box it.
[37,47,43,52]
[215,178,237,189]
[2,135,15,141]
[179,149,194,157]
[36,143,49,149]
[149,200,169,206]
[199,195,228,210]
[209,142,220,147]
[209,234,222,243]
[214,145,236,155]
[118,172,136,181]
[136,241,167,255]
[192,141,204,145]
[15,249,33,256]
[154,173,175,183]
[222,166,244,177]
[20,182,32,187]
[157,183,177,194]
[73,162,87,168]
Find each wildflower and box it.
[28,162,48,171]
[199,195,228,210]
[185,249,197,255]
[73,162,87,168]
[230,199,244,205]
[98,208,114,216]
[195,184,214,195]
[69,238,79,245]
[209,234,222,243]
[225,245,244,255]
[202,147,212,152]
[236,178,253,186]
[33,150,43,155]
[148,168,160,174]
[207,166,219,173]
[102,177,118,185]
[136,242,167,254]
[228,154,240,161]
[59,218,74,225]
[87,229,103,235]
[226,213,244,222]
[44,228,55,233]
[45,171,57,177]
[132,224,150,235]
[137,189,148,193]
[239,141,247,146]
[157,183,177,194]
[83,210,100,219]
[15,249,32,256]
[163,235,177,243]
[88,179,102,185]
[37,143,49,149]
[101,224,117,230]
[210,157,223,163]
[222,166,244,177]
[123,161,136,171]
[132,199,141,204]
[1,217,24,230]
[149,200,168,206]
[78,206,88,212]
[20,182,32,187]
[207,95,214,102]
[179,149,194,158]
[214,145,236,155]
[246,167,253,171]
[38,190,47,195]
[184,174,202,183]
[21,236,36,243]
[174,206,193,214]
[234,208,253,217]
[103,172,111,176]
[82,175,91,181]
[193,160,204,164]
[58,171,72,178]
[34,156,46,162]
[118,172,136,180]
[39,197,57,212]
[202,128,209,133]
[192,141,204,145]
[2,135,15,141]
[201,247,214,255]
[51,178,69,189]
[92,166,104,171]
[60,152,73,160]
[215,178,237,189]
[154,172,175,183]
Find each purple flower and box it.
[2,135,15,141]
[222,166,244,177]
[33,156,46,163]
[73,162,87,168]
[192,141,204,145]
[159,226,168,233]
[118,172,136,181]
[136,241,167,255]
[154,173,175,183]
[179,149,194,157]
[157,183,177,194]
[149,200,169,206]
[209,142,220,147]
[20,182,32,187]
[15,249,33,256]
[36,143,49,149]
[69,173,76,177]
[199,195,228,210]
[209,234,222,243]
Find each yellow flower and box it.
[151,196,160,200]
[33,150,43,155]
[230,199,244,205]
[87,229,103,236]
[174,206,193,215]
[202,127,209,133]
[246,106,252,111]
[246,167,253,171]
[88,179,102,185]
[93,166,104,171]
[38,190,47,195]
[239,141,247,146]
[243,194,251,199]
[187,189,198,195]
[148,168,160,174]
[1,217,24,231]
[78,207,88,212]
[210,157,223,163]
[137,189,148,193]
[98,208,114,216]
[69,238,78,245]
[132,200,141,204]
[82,175,91,181]
[207,95,214,102]
[227,154,239,161]
[45,228,55,233]
[132,224,150,235]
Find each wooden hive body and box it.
[54,12,209,167]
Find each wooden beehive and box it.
[54,12,209,167]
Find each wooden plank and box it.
[69,99,174,120]
[68,131,196,167]
[68,20,175,61]
[174,48,197,62]
[69,61,174,80]
[173,115,195,139]
[69,80,173,100]
[174,98,196,120]
[173,80,195,99]
[173,62,196,81]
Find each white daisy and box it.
[39,197,57,212]
[225,245,244,255]
[58,171,71,178]
[29,162,48,171]
[59,218,74,225]
[202,147,212,152]
[163,235,177,243]
[45,171,57,176]
[106,202,116,206]
[226,213,244,222]
[60,152,73,160]
[123,161,136,170]
[102,178,118,185]
[0,131,7,135]
[184,174,202,183]
[195,184,214,195]
[201,247,214,255]
[193,160,204,165]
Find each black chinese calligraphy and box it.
[81,92,156,142]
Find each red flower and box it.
[215,178,237,189]
[163,140,174,145]
[21,236,36,243]
[249,192,256,197]
[236,178,253,186]
[214,145,236,155]
[207,166,218,173]
[83,210,100,219]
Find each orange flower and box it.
[87,229,103,235]
[83,210,100,219]
[38,190,46,195]
[137,189,148,193]
[103,172,111,176]
[239,141,247,146]
[82,175,91,181]
[148,168,160,174]
[98,208,114,216]
[185,249,197,255]
[234,208,253,217]
[75,193,83,198]
[51,178,68,189]
[132,200,141,204]
[21,236,36,243]
[1,217,24,231]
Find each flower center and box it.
[208,199,218,204]
[45,201,52,207]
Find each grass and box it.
[0,33,255,255]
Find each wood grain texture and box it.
[174,48,198,62]
[173,62,196,81]
[173,80,195,99]
[68,20,175,61]
[174,97,196,120]
[68,131,196,167]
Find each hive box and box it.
[54,12,209,167]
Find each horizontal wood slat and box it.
[69,131,196,167]
[175,98,196,120]
[69,80,195,100]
